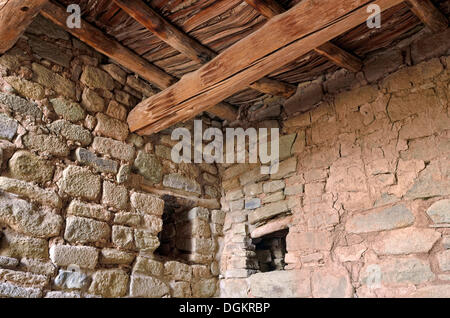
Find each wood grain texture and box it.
[406,0,448,32]
[243,0,362,72]
[128,0,404,135]
[0,0,49,54]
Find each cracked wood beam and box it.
[40,2,237,121]
[128,0,403,135]
[0,0,49,54]
[243,0,363,72]
[113,0,296,98]
[406,0,448,33]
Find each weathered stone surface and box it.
[117,164,131,184]
[437,250,450,271]
[239,166,269,186]
[284,83,323,115]
[411,28,450,63]
[64,216,110,244]
[106,100,127,121]
[0,256,19,269]
[49,245,98,269]
[249,201,289,224]
[134,229,159,252]
[126,76,155,97]
[94,113,129,141]
[45,291,81,298]
[132,151,162,183]
[9,150,54,183]
[101,64,126,84]
[130,275,169,298]
[142,215,163,235]
[220,279,248,298]
[405,160,450,199]
[3,76,45,101]
[58,166,101,201]
[363,49,403,83]
[92,137,135,161]
[251,216,292,239]
[133,256,163,276]
[28,35,72,68]
[54,269,90,290]
[360,257,435,286]
[170,281,192,298]
[1,230,48,260]
[112,226,134,250]
[130,192,164,216]
[0,282,42,298]
[176,207,210,223]
[410,285,450,298]
[80,66,114,90]
[164,261,192,281]
[346,205,415,234]
[192,278,217,298]
[249,270,311,298]
[32,63,76,99]
[263,180,285,193]
[163,173,202,194]
[0,268,48,289]
[89,269,129,297]
[99,248,135,265]
[76,148,118,174]
[211,210,225,225]
[0,192,62,238]
[426,200,450,224]
[27,15,70,40]
[81,88,105,113]
[245,198,261,210]
[312,266,353,298]
[19,258,56,276]
[102,181,128,210]
[387,90,439,122]
[0,114,18,141]
[0,177,62,208]
[373,228,440,255]
[67,200,112,222]
[286,231,333,252]
[48,120,92,146]
[176,237,214,255]
[22,133,69,157]
[270,157,297,179]
[114,212,141,227]
[0,93,42,119]
[334,244,366,262]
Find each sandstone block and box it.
[163,173,201,194]
[192,278,217,298]
[80,66,114,90]
[437,250,450,271]
[89,269,129,297]
[102,181,128,210]
[99,249,135,265]
[133,256,163,276]
[76,148,118,174]
[130,192,164,216]
[426,199,450,224]
[9,150,54,183]
[81,88,105,113]
[64,216,110,244]
[58,166,101,201]
[49,245,98,269]
[130,275,169,298]
[134,229,159,252]
[1,230,48,260]
[249,270,311,298]
[67,200,112,222]
[312,266,353,298]
[112,226,134,250]
[164,261,192,282]
[32,63,75,99]
[373,228,441,255]
[345,205,414,234]
[0,282,42,298]
[0,92,43,119]
[249,201,289,224]
[92,137,135,161]
[133,150,162,183]
[50,98,86,122]
[22,133,69,157]
[48,120,92,146]
[94,113,129,141]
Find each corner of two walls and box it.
[0,15,223,298]
[219,28,450,298]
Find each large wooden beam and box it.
[243,0,363,72]
[113,0,296,98]
[40,2,237,121]
[406,0,448,33]
[0,0,49,54]
[128,0,403,135]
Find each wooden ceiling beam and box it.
[40,2,237,121]
[128,0,403,135]
[113,0,296,99]
[406,0,448,33]
[243,0,363,72]
[0,0,49,54]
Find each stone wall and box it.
[0,16,222,298]
[220,28,450,298]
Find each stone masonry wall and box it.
[219,28,450,298]
[0,16,222,298]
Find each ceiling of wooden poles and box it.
[38,0,449,133]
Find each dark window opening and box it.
[252,228,289,272]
